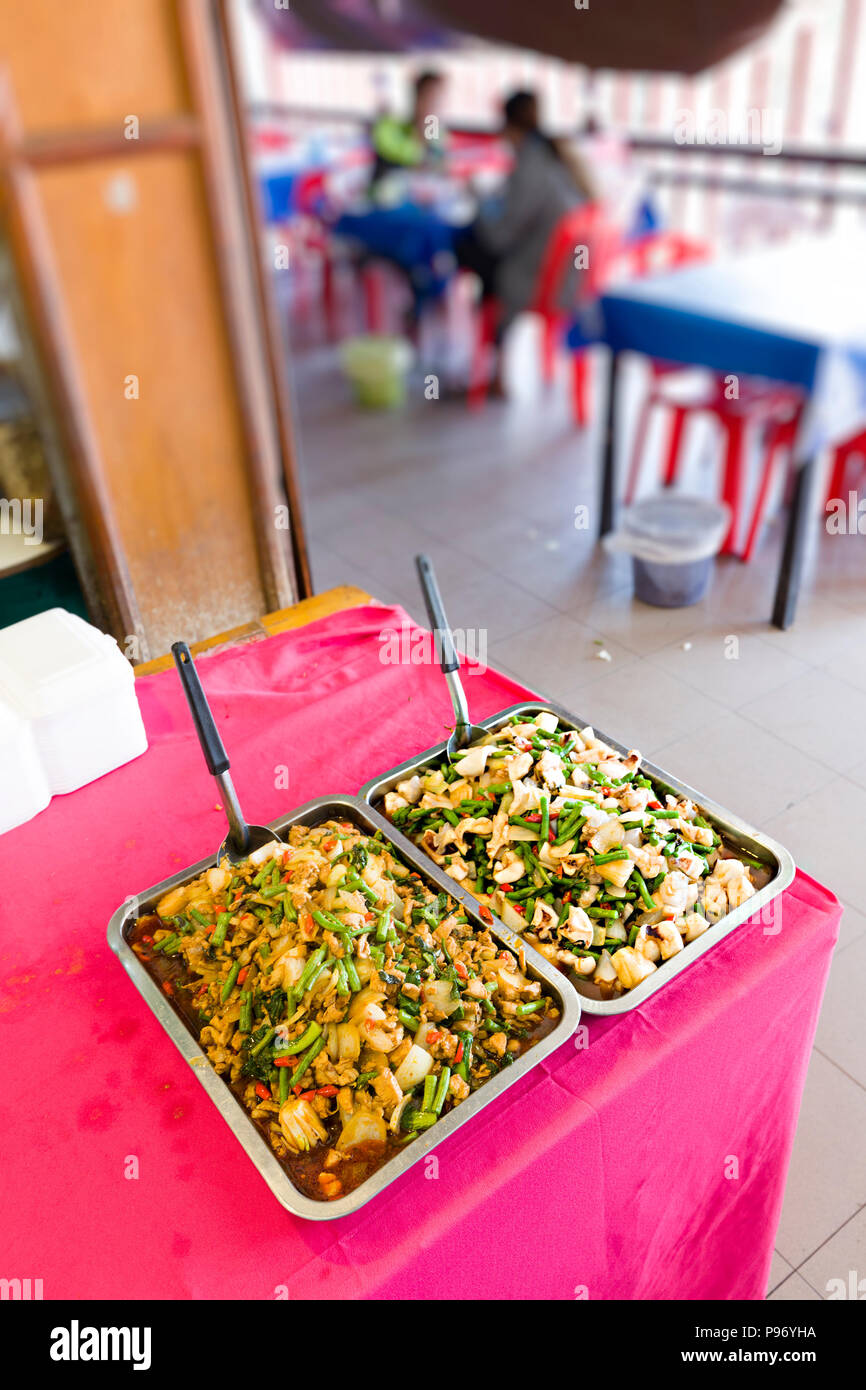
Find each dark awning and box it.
[256,0,785,74]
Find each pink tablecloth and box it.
[0,604,839,1300]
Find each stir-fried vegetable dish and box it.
[130,818,558,1201]
[381,711,771,998]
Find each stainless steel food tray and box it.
[359,700,796,1016]
[107,792,581,1221]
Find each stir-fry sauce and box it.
[130,819,558,1201]
[380,712,773,998]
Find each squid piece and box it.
[453,746,493,778]
[611,946,657,990]
[652,870,692,916]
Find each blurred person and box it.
[455,90,596,393]
[370,69,446,191]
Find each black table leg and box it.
[599,350,621,537]
[772,455,817,629]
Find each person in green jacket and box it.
[370,70,446,191]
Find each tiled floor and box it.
[292,340,865,1300]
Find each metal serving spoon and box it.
[415,553,490,763]
[172,642,286,866]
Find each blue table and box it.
[588,234,866,627]
[333,203,459,303]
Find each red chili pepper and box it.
[514,903,525,915]
[141,934,153,945]
[549,830,556,843]
[648,800,662,810]
[479,905,493,924]
[206,924,216,936]
[299,1089,316,1102]
[563,891,572,903]
[426,1029,441,1045]
[237,967,248,985]
[524,813,542,823]
[293,1084,304,1095]
[364,912,375,922]
[273,1055,294,1067]
[454,960,468,980]
[196,984,208,996]
[316,1085,338,1097]
[162,981,174,996]
[454,1040,464,1064]
[254,1082,271,1102]
[322,838,336,852]
[281,873,291,884]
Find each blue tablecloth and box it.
[570,233,866,459]
[333,203,458,302]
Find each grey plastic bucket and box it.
[633,554,714,607]
[604,495,731,609]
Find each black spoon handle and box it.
[415,553,459,674]
[171,642,230,776]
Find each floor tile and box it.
[487,613,642,708]
[773,1051,866,1267]
[834,901,866,952]
[739,668,866,776]
[763,594,866,668]
[813,931,866,1089]
[764,777,866,907]
[799,1207,866,1300]
[767,1272,822,1300]
[766,1250,794,1296]
[651,709,833,826]
[649,627,811,710]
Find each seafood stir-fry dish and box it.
[381,711,771,999]
[130,819,558,1202]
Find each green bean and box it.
[279,1064,290,1104]
[343,954,361,992]
[288,1035,326,1088]
[422,1075,437,1112]
[239,991,252,1034]
[275,1020,322,1057]
[633,871,656,911]
[539,795,549,843]
[250,1026,275,1058]
[431,1066,451,1114]
[343,874,378,905]
[516,1000,547,1016]
[220,959,241,1002]
[211,910,233,949]
[455,1033,472,1082]
[189,907,212,928]
[592,849,630,865]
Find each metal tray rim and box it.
[107,792,581,1220]
[358,699,796,1016]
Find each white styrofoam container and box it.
[0,608,148,796]
[0,697,52,834]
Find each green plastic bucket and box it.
[340,335,414,410]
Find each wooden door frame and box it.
[0,0,312,656]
